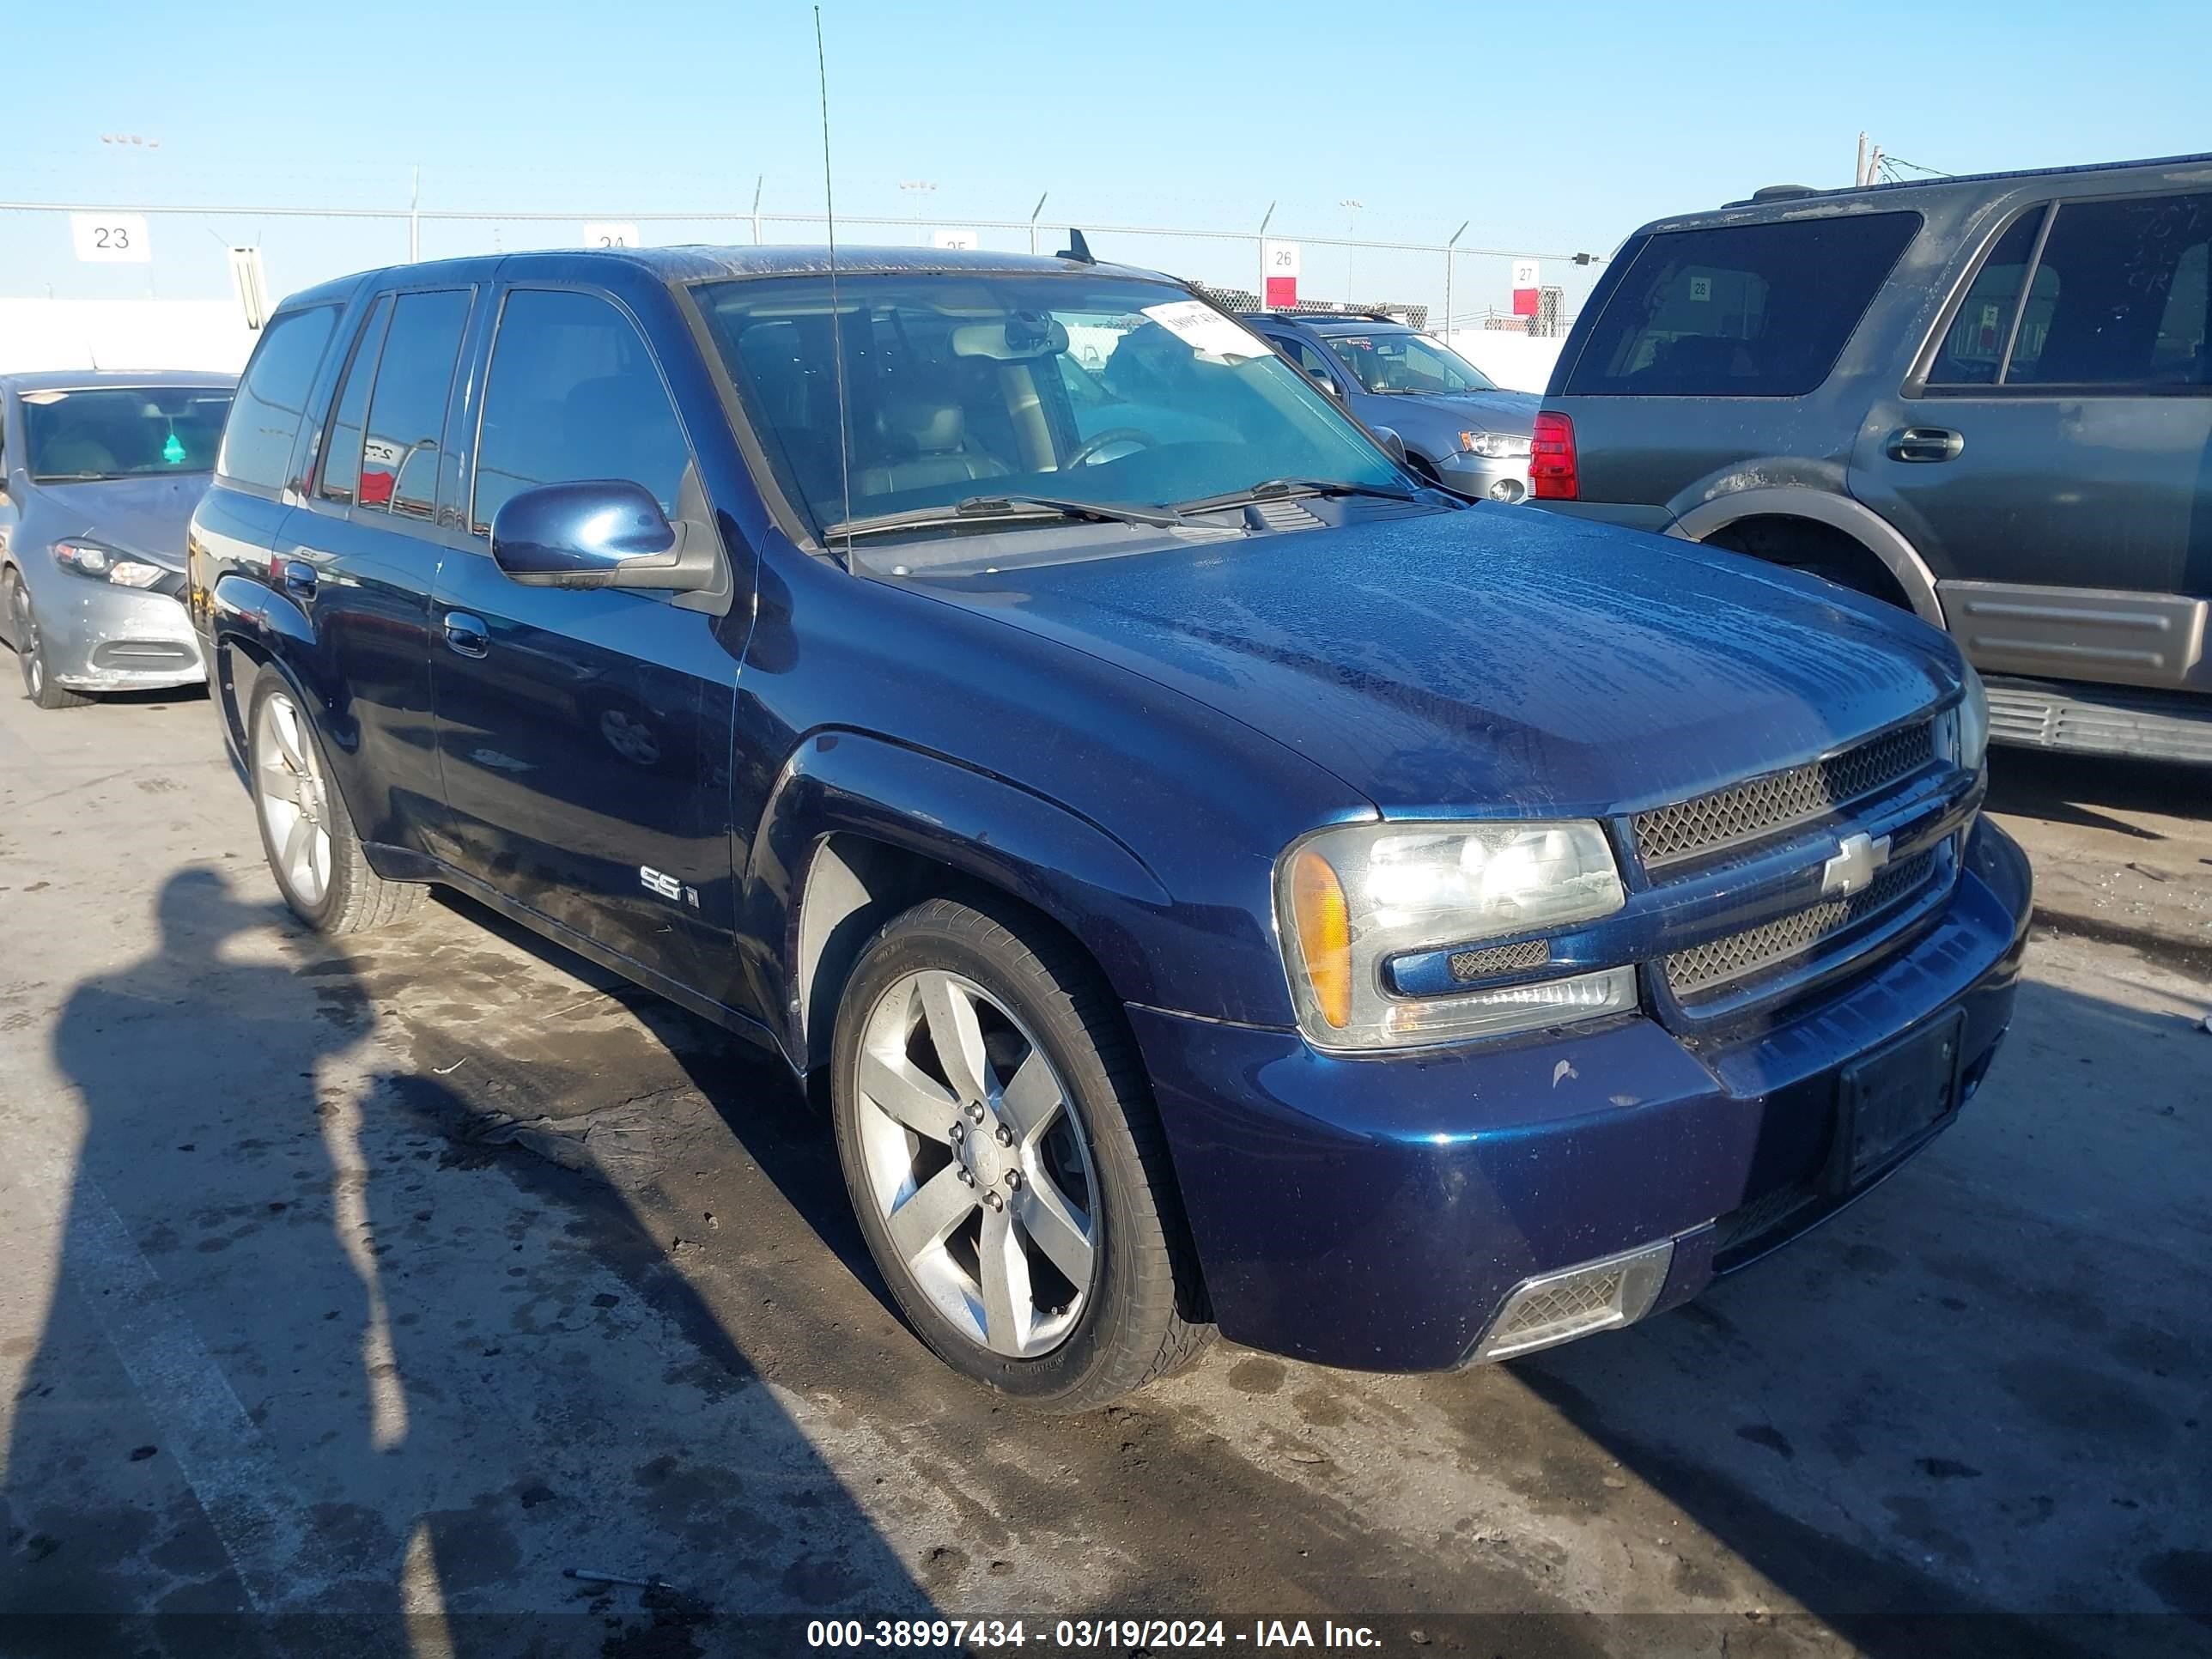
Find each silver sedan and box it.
[0,372,235,709]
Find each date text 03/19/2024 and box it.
[805,1619,1384,1649]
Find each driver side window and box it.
[471,289,692,537]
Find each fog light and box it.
[1468,1238,1674,1363]
[1489,478,1525,503]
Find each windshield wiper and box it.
[821,493,1188,542]
[1174,477,1426,514]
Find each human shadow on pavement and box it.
[3,866,930,1658]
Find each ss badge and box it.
[639,866,700,908]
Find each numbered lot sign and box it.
[583,222,641,249]
[932,228,980,252]
[72,213,150,263]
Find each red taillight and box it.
[1529,410,1578,501]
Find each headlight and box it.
[1957,660,1990,774]
[1461,430,1533,459]
[1274,820,1634,1052]
[53,539,165,588]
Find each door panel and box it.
[283,288,474,853]
[430,285,738,988]
[1851,191,2212,689]
[431,558,738,975]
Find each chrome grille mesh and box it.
[1448,939,1550,983]
[1663,848,1940,1000]
[1491,1273,1622,1340]
[1634,722,1936,871]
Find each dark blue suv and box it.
[189,246,2032,1409]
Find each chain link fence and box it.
[0,198,1597,339]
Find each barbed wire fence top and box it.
[0,191,1603,338]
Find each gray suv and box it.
[1245,312,1537,501]
[1533,152,2212,764]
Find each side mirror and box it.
[1304,368,1340,398]
[1371,426,1409,465]
[489,479,713,592]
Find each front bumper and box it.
[1432,449,1531,503]
[45,580,204,690]
[1132,817,2033,1373]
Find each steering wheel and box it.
[1065,427,1158,469]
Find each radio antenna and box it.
[814,5,855,563]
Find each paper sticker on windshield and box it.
[1140,301,1272,366]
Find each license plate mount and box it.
[1824,1008,1967,1195]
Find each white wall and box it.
[0,300,256,377]
[1440,329,1565,396]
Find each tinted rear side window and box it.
[2006,191,2212,389]
[218,306,338,489]
[1565,211,1919,397]
[1927,211,2045,386]
[319,295,393,507]
[359,289,472,520]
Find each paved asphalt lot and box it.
[0,684,2206,1659]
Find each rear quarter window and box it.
[217,305,339,489]
[1564,210,1920,397]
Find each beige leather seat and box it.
[856,398,1010,497]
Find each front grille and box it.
[1711,1182,1821,1263]
[1634,721,1936,872]
[1448,939,1549,983]
[1663,847,1940,1001]
[90,640,196,669]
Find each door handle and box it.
[281,558,319,599]
[1886,426,1964,464]
[442,611,489,659]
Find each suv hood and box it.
[923,511,1959,817]
[1364,386,1539,434]
[33,474,210,571]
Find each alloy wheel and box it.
[853,969,1099,1358]
[10,580,40,697]
[252,690,334,908]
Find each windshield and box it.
[1323,331,1498,395]
[22,386,234,481]
[696,272,1403,550]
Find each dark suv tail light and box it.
[1530,411,1578,501]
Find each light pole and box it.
[1443,219,1468,346]
[1339,198,1363,301]
[899,179,937,240]
[100,132,163,297]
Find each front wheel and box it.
[246,665,426,934]
[831,896,1209,1410]
[5,570,92,709]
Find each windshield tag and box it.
[1140,301,1272,366]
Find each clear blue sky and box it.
[7,0,2209,320]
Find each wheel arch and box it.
[746,732,1176,1078]
[1668,486,1946,629]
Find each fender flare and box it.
[1667,486,1946,630]
[745,731,1176,1071]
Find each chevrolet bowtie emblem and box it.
[1820,830,1893,899]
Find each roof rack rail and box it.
[1243,307,1407,325]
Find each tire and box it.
[831,895,1211,1410]
[245,664,427,935]
[5,570,93,710]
